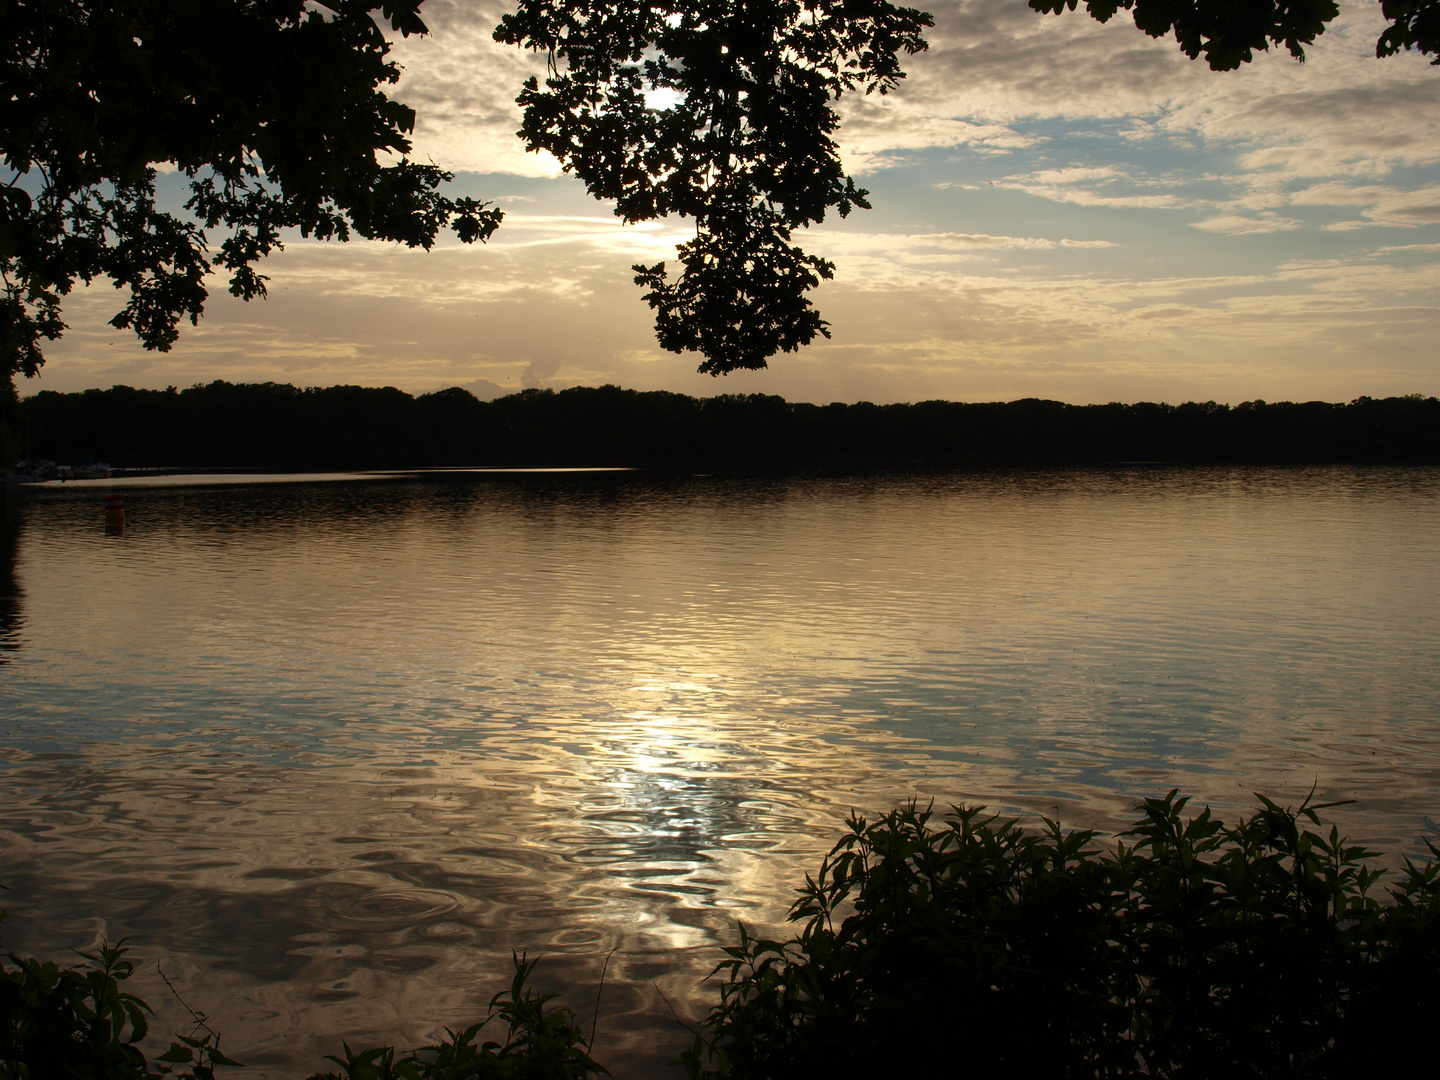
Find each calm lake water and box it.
[2,467,1439,1077]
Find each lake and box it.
[2,467,1438,1077]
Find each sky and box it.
[35,0,1440,405]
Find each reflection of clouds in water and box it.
[0,726,863,1076]
[0,754,699,1076]
[4,470,1440,1077]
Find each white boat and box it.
[72,458,111,480]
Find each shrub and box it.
[0,920,600,1080]
[682,791,1440,1079]
[306,954,607,1080]
[7,791,1439,1079]
[0,933,237,1079]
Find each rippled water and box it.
[2,468,1438,1076]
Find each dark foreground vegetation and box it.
[7,383,1440,472]
[4,792,1439,1079]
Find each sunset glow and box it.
[32,0,1440,405]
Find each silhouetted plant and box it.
[305,953,607,1080]
[0,929,239,1079]
[681,791,1440,1079]
[6,792,1440,1079]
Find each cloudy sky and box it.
[38,0,1440,404]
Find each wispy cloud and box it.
[1028,167,1125,185]
[39,228,1439,404]
[906,232,1115,250]
[1193,214,1303,234]
[1288,183,1396,207]
[387,0,560,177]
[29,0,1439,407]
[1368,187,1440,224]
[1001,183,1186,209]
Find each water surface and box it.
[1,468,1438,1076]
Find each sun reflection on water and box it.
[1,469,1438,1076]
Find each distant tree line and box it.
[7,382,1439,472]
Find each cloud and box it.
[1292,185,1440,227]
[907,232,1117,250]
[999,183,1186,209]
[487,215,685,260]
[1193,214,1303,234]
[457,377,513,400]
[837,111,1034,173]
[1028,167,1124,185]
[795,230,1123,279]
[1288,183,1396,207]
[376,0,1440,251]
[387,0,559,177]
[913,232,1076,249]
[1367,187,1440,225]
[839,1,1440,225]
[28,0,1438,409]
[34,224,1440,407]
[991,164,1195,211]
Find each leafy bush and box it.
[0,915,600,1080]
[306,954,607,1080]
[682,791,1440,1079]
[0,929,237,1079]
[7,791,1440,1079]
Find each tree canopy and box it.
[0,0,501,398]
[500,0,1437,374]
[2,0,1436,395]
[495,0,933,374]
[1032,0,1440,71]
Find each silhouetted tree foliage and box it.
[1377,0,1440,60]
[0,933,599,1079]
[1034,0,1440,69]
[683,794,1440,1079]
[12,383,1440,471]
[5,0,1436,391]
[0,935,240,1079]
[0,0,501,395]
[304,954,607,1080]
[5,794,1439,1078]
[500,0,1436,375]
[495,0,932,375]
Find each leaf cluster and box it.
[684,792,1440,1079]
[494,0,931,374]
[1033,0,1439,70]
[306,953,608,1080]
[0,939,239,1079]
[0,936,601,1080]
[0,0,501,390]
[1377,0,1440,62]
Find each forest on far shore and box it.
[6,382,1439,472]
